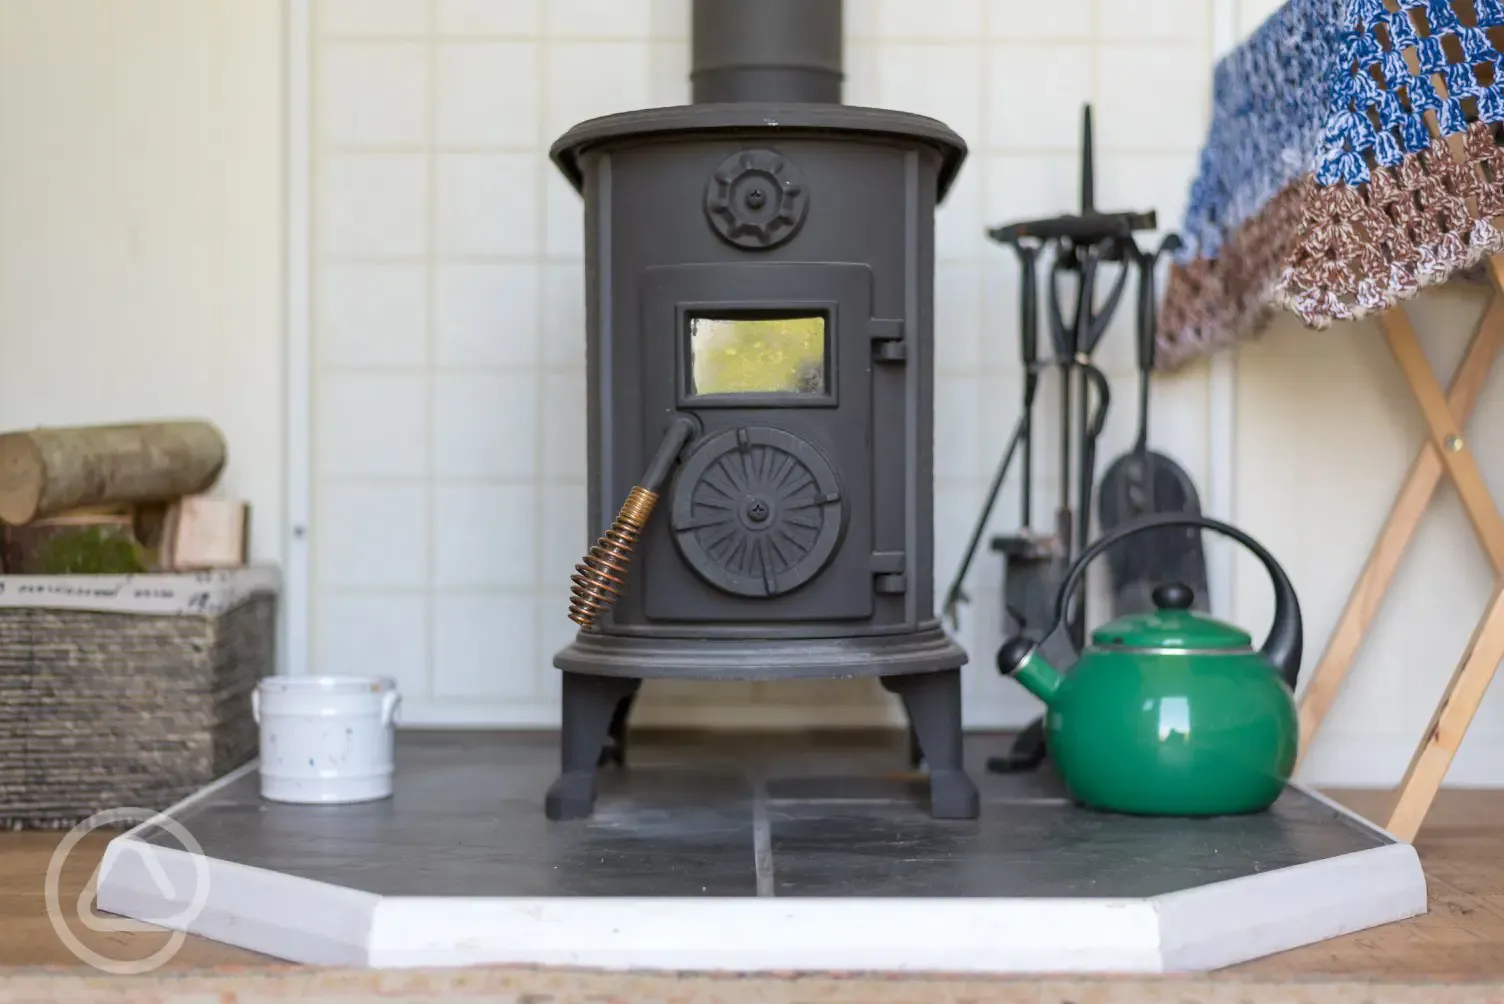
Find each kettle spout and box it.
[996,637,1062,706]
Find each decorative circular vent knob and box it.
[669,426,843,597]
[704,150,810,250]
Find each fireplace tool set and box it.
[939,107,1210,773]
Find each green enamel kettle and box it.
[996,513,1303,816]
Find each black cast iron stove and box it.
[546,0,976,821]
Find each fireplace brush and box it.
[567,415,700,629]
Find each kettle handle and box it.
[1052,513,1303,691]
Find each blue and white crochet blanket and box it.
[1160,0,1504,368]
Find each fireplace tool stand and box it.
[944,106,1160,773]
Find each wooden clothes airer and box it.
[1155,0,1504,841]
[1298,259,1504,842]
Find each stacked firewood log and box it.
[0,420,248,574]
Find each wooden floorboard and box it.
[4,787,1504,978]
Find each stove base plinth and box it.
[553,623,968,680]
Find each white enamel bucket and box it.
[252,675,401,804]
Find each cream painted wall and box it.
[1235,289,1504,786]
[0,0,286,569]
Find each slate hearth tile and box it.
[120,734,1397,909]
[968,762,1073,803]
[147,735,758,898]
[765,775,928,804]
[755,747,1063,800]
[405,730,561,770]
[769,789,1388,899]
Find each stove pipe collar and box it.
[690,0,843,105]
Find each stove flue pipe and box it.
[690,0,843,104]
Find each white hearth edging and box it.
[94,776,1427,973]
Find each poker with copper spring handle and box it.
[567,415,700,628]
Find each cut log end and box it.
[0,436,46,527]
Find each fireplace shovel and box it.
[1094,234,1210,619]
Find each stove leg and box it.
[546,672,641,821]
[882,670,979,820]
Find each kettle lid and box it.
[1090,583,1252,651]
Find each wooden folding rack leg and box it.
[1295,255,1504,843]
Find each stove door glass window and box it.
[688,314,827,398]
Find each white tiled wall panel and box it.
[309,0,1222,727]
[435,43,540,146]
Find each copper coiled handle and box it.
[565,416,699,630]
[567,486,657,628]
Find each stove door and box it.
[634,262,893,626]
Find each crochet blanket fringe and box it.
[1159,0,1504,370]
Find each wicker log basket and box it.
[0,568,278,830]
[0,420,277,829]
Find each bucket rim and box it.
[256,674,397,695]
